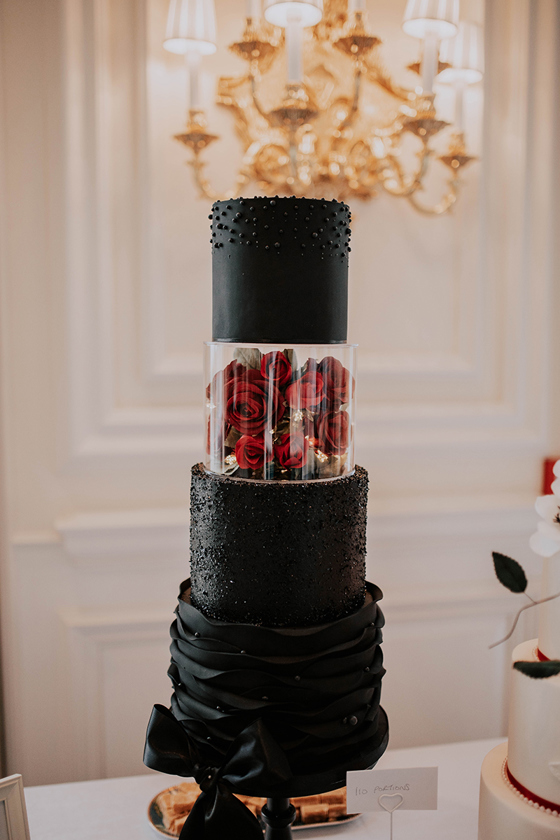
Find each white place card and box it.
[347,766,438,812]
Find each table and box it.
[24,737,502,839]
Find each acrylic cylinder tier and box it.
[204,342,356,481]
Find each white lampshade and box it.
[264,0,323,28]
[402,0,459,40]
[439,22,484,83]
[164,0,217,55]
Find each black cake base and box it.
[144,579,388,837]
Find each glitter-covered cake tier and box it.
[190,463,368,627]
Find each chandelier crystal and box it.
[165,0,483,214]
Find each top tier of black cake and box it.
[210,196,351,344]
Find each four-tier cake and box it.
[144,197,389,838]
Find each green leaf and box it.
[492,552,528,593]
[513,660,560,679]
[234,347,261,369]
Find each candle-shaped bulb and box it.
[421,32,439,95]
[454,79,466,133]
[186,50,202,111]
[286,12,303,83]
[246,0,261,19]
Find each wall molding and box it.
[60,604,172,780]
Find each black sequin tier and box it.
[190,464,368,627]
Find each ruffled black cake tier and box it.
[145,579,388,799]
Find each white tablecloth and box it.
[24,737,502,839]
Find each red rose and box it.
[226,373,284,435]
[206,359,246,401]
[316,410,350,455]
[260,351,292,390]
[285,370,325,411]
[318,356,353,408]
[274,433,309,469]
[235,435,271,470]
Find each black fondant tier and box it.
[190,463,368,627]
[144,579,388,798]
[211,197,350,344]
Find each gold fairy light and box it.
[165,0,483,214]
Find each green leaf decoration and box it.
[234,347,261,370]
[492,552,528,593]
[513,660,560,679]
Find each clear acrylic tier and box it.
[204,343,356,481]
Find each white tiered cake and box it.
[478,466,560,839]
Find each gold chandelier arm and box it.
[250,73,272,123]
[364,58,417,104]
[378,143,431,197]
[188,151,250,201]
[407,176,460,215]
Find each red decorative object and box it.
[542,457,560,495]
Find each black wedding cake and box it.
[144,197,388,840]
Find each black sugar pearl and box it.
[221,211,226,216]
[262,696,269,701]
[226,204,232,209]
[239,199,245,205]
[217,223,223,229]
[349,716,358,726]
[249,206,254,211]
[279,229,284,234]
[283,211,288,216]
[265,245,269,249]
[301,243,306,248]
[342,717,348,724]
[348,246,351,251]
[264,225,269,230]
[305,217,310,221]
[274,242,280,248]
[312,232,318,238]
[295,675,301,681]
[208,214,212,219]
[270,199,276,205]
[252,231,258,236]
[253,218,258,222]
[212,232,216,237]
[364,666,370,672]
[235,212,242,218]
[240,650,246,654]
[334,244,339,248]
[194,632,200,637]
[319,228,324,232]
[239,232,244,238]
[228,238,234,243]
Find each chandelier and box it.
[163,0,483,214]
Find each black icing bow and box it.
[144,704,292,840]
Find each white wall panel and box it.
[0,0,559,787]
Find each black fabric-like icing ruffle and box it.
[144,578,388,798]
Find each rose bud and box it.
[316,410,350,455]
[206,359,246,401]
[235,435,271,470]
[260,351,292,389]
[274,433,309,469]
[285,371,325,411]
[318,356,354,408]
[226,373,284,435]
